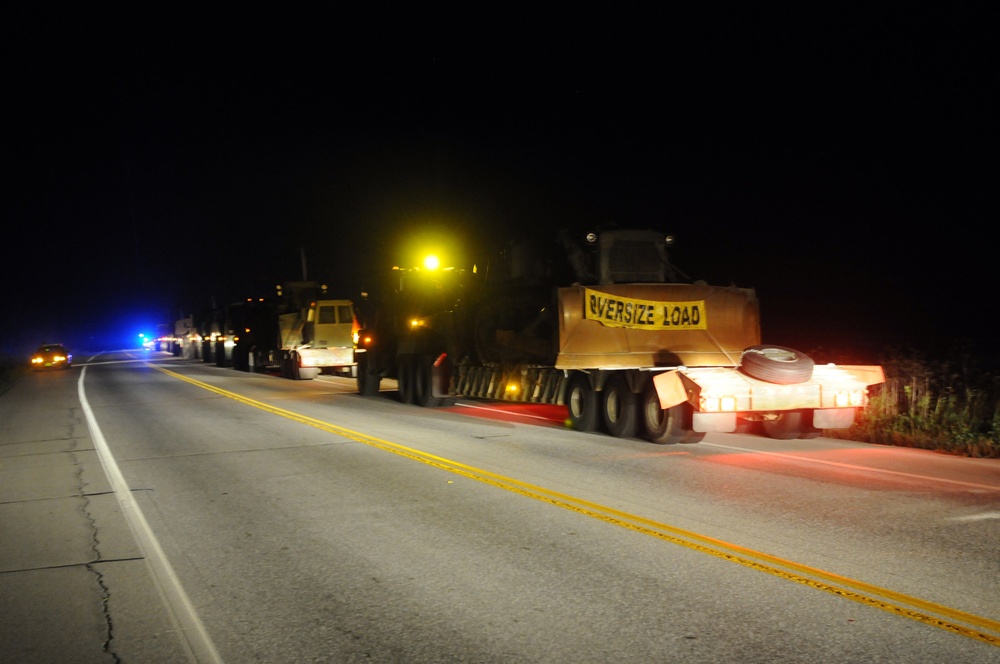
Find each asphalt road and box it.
[2,351,999,663]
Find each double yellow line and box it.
[150,363,1000,647]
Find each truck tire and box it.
[233,346,249,371]
[602,374,638,438]
[356,353,381,396]
[641,381,704,444]
[566,372,599,432]
[289,352,302,380]
[413,354,437,407]
[739,345,814,385]
[762,410,804,439]
[397,354,415,404]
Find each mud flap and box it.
[692,411,737,433]
[812,408,856,429]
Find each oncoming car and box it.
[30,344,73,370]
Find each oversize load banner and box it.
[584,288,708,330]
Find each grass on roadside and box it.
[831,345,1000,458]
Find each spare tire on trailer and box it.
[739,345,814,385]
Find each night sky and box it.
[3,7,994,361]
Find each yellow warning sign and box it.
[583,288,707,330]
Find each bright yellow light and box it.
[423,255,440,270]
[506,383,519,394]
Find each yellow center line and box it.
[148,363,1000,647]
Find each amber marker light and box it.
[700,395,738,412]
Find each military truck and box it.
[354,228,883,443]
[215,281,357,380]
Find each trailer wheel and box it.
[641,381,704,444]
[356,353,381,396]
[798,410,823,439]
[566,373,599,432]
[762,410,804,440]
[602,374,638,438]
[739,345,814,384]
[397,354,415,404]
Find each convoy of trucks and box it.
[353,228,884,443]
[155,227,882,444]
[158,281,357,380]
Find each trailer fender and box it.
[652,370,689,410]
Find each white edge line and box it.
[702,441,999,491]
[78,366,224,664]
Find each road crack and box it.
[71,448,122,664]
